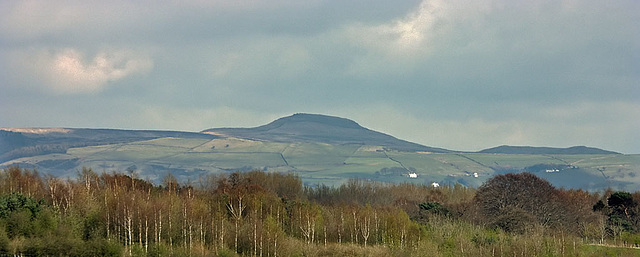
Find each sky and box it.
[0,0,638,153]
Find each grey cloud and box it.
[0,0,638,153]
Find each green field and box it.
[4,136,640,190]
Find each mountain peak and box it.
[261,113,364,130]
[203,113,450,153]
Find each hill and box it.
[203,113,450,153]
[1,114,637,191]
[0,128,218,163]
[479,145,620,155]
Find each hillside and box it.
[204,113,450,153]
[0,128,218,163]
[1,114,638,191]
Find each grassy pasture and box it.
[461,153,566,168]
[162,152,286,169]
[283,143,360,166]
[4,136,640,190]
[193,138,290,153]
[138,137,211,148]
[85,144,187,161]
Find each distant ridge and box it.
[1,114,636,191]
[478,145,619,155]
[0,128,217,163]
[203,113,451,153]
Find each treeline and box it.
[0,166,639,256]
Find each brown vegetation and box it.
[0,166,639,256]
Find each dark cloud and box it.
[1,0,638,153]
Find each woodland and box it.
[0,166,639,256]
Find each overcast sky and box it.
[1,0,638,153]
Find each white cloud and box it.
[380,0,444,51]
[346,0,445,55]
[341,0,490,76]
[13,48,153,94]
